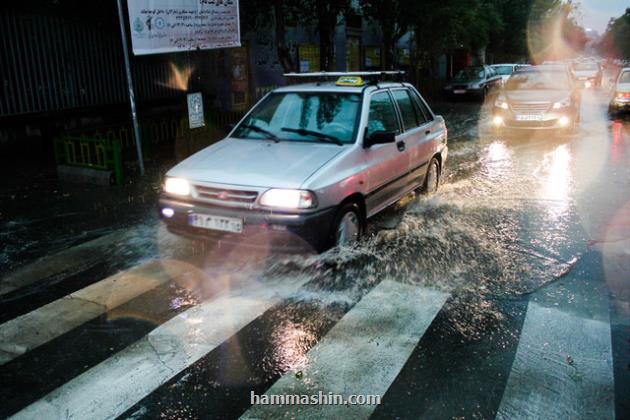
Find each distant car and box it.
[609,67,630,116]
[159,72,448,252]
[491,64,530,84]
[571,61,603,88]
[492,65,581,132]
[444,65,502,99]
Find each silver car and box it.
[609,67,630,115]
[159,73,448,252]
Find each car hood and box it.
[167,138,345,189]
[574,70,598,78]
[504,89,570,103]
[616,83,630,93]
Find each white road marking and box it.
[241,279,449,419]
[0,229,131,297]
[0,259,198,365]
[496,302,615,420]
[10,276,308,420]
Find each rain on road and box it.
[1,87,629,419]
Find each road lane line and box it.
[241,279,449,419]
[10,277,308,420]
[0,259,197,365]
[496,302,615,420]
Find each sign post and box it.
[116,0,145,176]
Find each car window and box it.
[619,71,630,83]
[454,66,485,81]
[233,92,361,143]
[493,65,514,75]
[367,92,399,137]
[409,89,432,123]
[505,71,570,90]
[392,90,419,131]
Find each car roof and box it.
[273,81,412,94]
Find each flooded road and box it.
[1,89,629,419]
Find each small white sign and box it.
[187,92,205,129]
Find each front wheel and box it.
[332,202,363,248]
[423,158,440,194]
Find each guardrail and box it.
[53,135,123,185]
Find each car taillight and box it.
[617,92,630,98]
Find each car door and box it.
[390,88,427,188]
[363,90,409,217]
[406,88,443,185]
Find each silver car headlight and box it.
[259,189,317,209]
[552,98,571,109]
[164,177,191,196]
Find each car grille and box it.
[510,102,550,114]
[194,185,258,206]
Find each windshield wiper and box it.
[239,124,280,142]
[281,127,343,146]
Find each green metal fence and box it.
[53,135,123,185]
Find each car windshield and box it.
[493,65,514,75]
[505,70,570,90]
[232,92,361,144]
[573,62,598,71]
[454,67,485,81]
[619,71,630,83]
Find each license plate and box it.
[189,213,243,233]
[453,89,466,94]
[515,114,543,121]
[579,77,588,81]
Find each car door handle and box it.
[397,140,406,152]
[425,129,431,135]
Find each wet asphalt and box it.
[1,86,629,419]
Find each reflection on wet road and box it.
[1,89,629,419]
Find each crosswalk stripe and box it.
[10,276,308,420]
[496,302,615,420]
[0,259,198,365]
[241,279,449,419]
[0,228,132,297]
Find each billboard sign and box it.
[127,0,240,55]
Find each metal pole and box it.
[116,0,145,176]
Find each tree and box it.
[310,0,351,71]
[359,0,413,69]
[240,0,304,72]
[597,8,630,59]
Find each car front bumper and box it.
[445,87,484,97]
[492,109,575,130]
[610,98,630,113]
[158,197,337,253]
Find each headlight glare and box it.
[494,98,509,109]
[553,98,571,109]
[164,177,191,196]
[260,189,317,209]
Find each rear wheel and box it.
[423,158,440,194]
[332,202,363,248]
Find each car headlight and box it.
[553,98,571,109]
[164,177,191,196]
[494,98,509,109]
[259,189,317,209]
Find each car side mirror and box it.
[364,130,396,148]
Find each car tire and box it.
[332,202,363,248]
[422,158,440,194]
